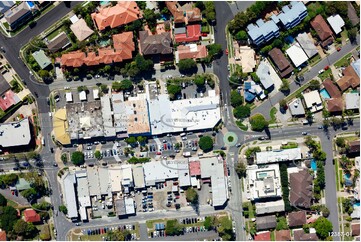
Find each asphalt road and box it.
[252,38,360,119]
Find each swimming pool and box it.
[355,202,360,207]
[258,172,268,179]
[27,1,34,8]
[100,1,109,6]
[320,88,331,99]
[344,173,353,186]
[311,159,317,171]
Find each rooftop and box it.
[296,32,318,58]
[238,46,256,73]
[303,90,323,112]
[143,160,178,186]
[254,231,271,241]
[256,148,302,164]
[345,92,359,110]
[139,31,172,56]
[289,169,313,208]
[327,14,345,35]
[175,24,201,43]
[126,94,151,135]
[277,1,307,28]
[47,32,70,52]
[289,98,305,116]
[268,48,293,77]
[327,98,343,113]
[112,32,135,58]
[70,18,94,42]
[293,228,318,241]
[286,43,309,67]
[256,215,277,231]
[32,50,52,69]
[175,44,208,63]
[311,15,334,47]
[132,165,145,189]
[63,173,78,218]
[0,118,32,148]
[247,19,279,45]
[91,1,140,30]
[255,200,285,215]
[337,63,360,91]
[0,90,20,112]
[288,211,307,227]
[4,1,31,25]
[53,109,70,145]
[275,230,291,241]
[323,78,341,98]
[23,209,41,223]
[256,61,274,90]
[189,160,201,176]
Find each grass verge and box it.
[236,120,248,131]
[335,158,340,191]
[269,107,277,124]
[335,53,352,68]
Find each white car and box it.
[318,69,324,74]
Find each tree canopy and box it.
[194,75,205,87]
[207,44,222,60]
[121,54,153,77]
[250,114,268,131]
[313,217,333,240]
[235,30,248,42]
[309,80,321,90]
[235,162,247,178]
[178,59,197,72]
[167,84,182,100]
[106,229,130,241]
[0,193,7,206]
[230,90,243,107]
[217,216,234,241]
[71,151,85,166]
[165,220,183,236]
[233,105,251,119]
[185,188,198,204]
[0,206,18,232]
[13,219,37,239]
[199,136,214,152]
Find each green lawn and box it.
[335,158,340,191]
[3,22,9,30]
[270,231,275,241]
[46,26,65,41]
[318,68,332,80]
[269,107,277,124]
[341,30,349,42]
[146,219,166,229]
[248,202,255,219]
[308,54,321,67]
[281,142,298,149]
[236,120,248,131]
[335,53,352,68]
[339,169,343,188]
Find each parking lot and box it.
[53,87,100,110]
[90,196,114,218]
[78,223,139,241]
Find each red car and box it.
[324,65,329,70]
[225,49,228,55]
[156,151,162,155]
[163,144,167,150]
[337,47,341,52]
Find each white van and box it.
[180,133,186,137]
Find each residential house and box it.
[289,98,305,117]
[311,15,334,48]
[293,228,318,241]
[287,211,307,227]
[46,32,71,52]
[255,200,285,215]
[327,14,345,35]
[277,1,308,30]
[256,215,277,231]
[175,24,201,43]
[256,61,274,90]
[139,31,172,58]
[345,93,359,111]
[0,230,6,241]
[247,19,280,46]
[70,18,94,42]
[254,231,271,241]
[4,2,35,30]
[296,32,318,58]
[0,89,20,112]
[255,148,302,164]
[268,48,293,78]
[352,223,360,237]
[112,32,135,58]
[326,98,343,114]
[175,44,208,63]
[244,81,266,101]
[238,46,256,73]
[23,209,41,223]
[275,230,291,241]
[337,62,360,92]
[0,1,14,14]
[61,51,85,67]
[166,1,201,25]
[289,169,313,208]
[347,140,360,155]
[286,43,309,67]
[32,50,52,69]
[323,78,341,98]
[347,2,360,26]
[91,1,141,31]
[303,90,323,112]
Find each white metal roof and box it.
[256,148,302,164]
[345,92,360,110]
[255,200,285,215]
[79,91,87,101]
[65,92,72,102]
[63,173,78,218]
[296,32,318,58]
[109,167,122,192]
[124,197,135,214]
[303,90,323,112]
[143,160,178,186]
[93,89,99,99]
[327,14,345,35]
[0,118,31,148]
[177,160,191,187]
[286,43,309,67]
[132,165,145,189]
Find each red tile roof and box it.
[61,51,85,67]
[0,90,19,111]
[166,1,184,23]
[23,209,41,223]
[189,161,201,176]
[177,44,208,61]
[166,1,201,24]
[175,24,201,43]
[352,223,360,236]
[323,78,341,98]
[311,15,334,47]
[112,32,135,59]
[327,98,344,113]
[91,1,141,30]
[0,231,6,241]
[254,231,271,241]
[275,230,291,241]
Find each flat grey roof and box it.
[132,165,145,189]
[63,173,78,218]
[0,118,32,148]
[345,93,360,110]
[296,32,318,58]
[256,61,274,90]
[289,98,305,116]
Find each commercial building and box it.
[91,1,141,31]
[143,160,178,186]
[0,118,32,148]
[289,98,305,116]
[63,173,78,219]
[120,165,133,193]
[53,109,70,145]
[311,15,334,48]
[109,167,122,193]
[247,19,279,46]
[132,165,145,190]
[75,171,91,221]
[327,14,345,35]
[177,160,191,187]
[295,32,318,58]
[268,48,293,78]
[246,164,282,201]
[115,197,135,217]
[286,43,309,67]
[255,148,302,164]
[200,156,228,207]
[255,200,285,215]
[303,90,323,112]
[32,50,52,69]
[277,1,307,30]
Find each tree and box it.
[230,90,243,107]
[228,12,249,34]
[250,72,260,83]
[250,114,268,131]
[185,188,198,204]
[217,217,234,241]
[143,9,160,29]
[94,150,102,160]
[199,136,214,152]
[136,136,147,145]
[336,137,346,148]
[309,79,321,90]
[120,79,133,91]
[178,59,197,72]
[276,217,289,231]
[348,28,358,42]
[313,217,333,240]
[1,173,18,186]
[279,79,290,92]
[320,205,330,217]
[13,219,37,238]
[342,198,354,215]
[331,117,343,127]
[272,38,283,48]
[61,153,68,164]
[106,229,130,241]
[204,216,215,230]
[0,193,7,206]
[167,84,182,99]
[194,75,205,87]
[245,147,261,159]
[112,81,122,92]
[235,162,247,178]
[125,136,137,145]
[203,2,216,24]
[207,44,222,60]
[21,188,37,201]
[235,30,248,43]
[165,220,182,236]
[233,105,251,119]
[38,70,50,79]
[0,206,18,232]
[59,205,67,215]
[313,149,327,161]
[100,84,109,93]
[260,45,272,55]
[279,99,288,109]
[71,151,85,166]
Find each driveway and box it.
[0,187,30,206]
